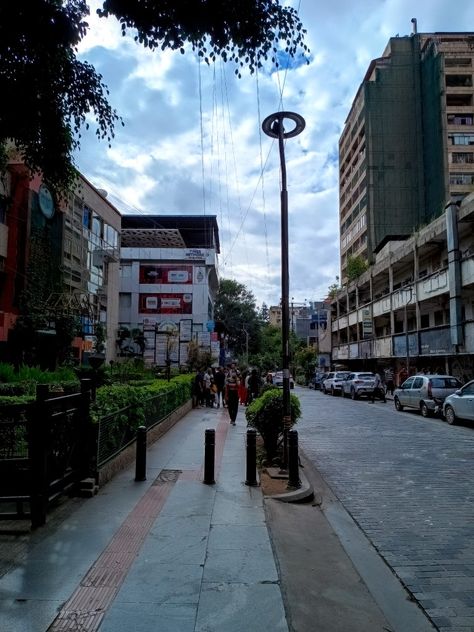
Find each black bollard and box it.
[287,429,301,489]
[135,425,147,482]
[245,428,258,486]
[203,428,215,485]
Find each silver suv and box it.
[393,374,462,417]
[322,371,351,395]
[341,372,376,400]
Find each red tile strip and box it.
[48,479,175,631]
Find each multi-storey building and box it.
[119,215,220,369]
[331,195,474,383]
[0,161,121,365]
[339,30,474,284]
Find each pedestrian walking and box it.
[225,364,240,425]
[384,367,395,395]
[214,366,226,408]
[370,371,386,403]
[246,368,261,405]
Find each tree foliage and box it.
[214,278,261,359]
[0,1,121,196]
[0,1,308,195]
[346,255,368,282]
[98,0,308,75]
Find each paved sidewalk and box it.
[0,405,287,632]
[0,398,432,632]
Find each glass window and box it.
[83,205,91,229]
[447,114,473,125]
[413,377,424,389]
[92,213,102,237]
[402,378,414,389]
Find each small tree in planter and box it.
[245,388,301,463]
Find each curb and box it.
[266,468,315,503]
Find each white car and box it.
[442,379,474,425]
[322,371,351,395]
[272,371,295,389]
[341,372,376,399]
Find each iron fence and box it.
[96,381,191,467]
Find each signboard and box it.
[184,248,206,260]
[139,264,193,285]
[420,328,450,355]
[180,319,193,342]
[206,320,215,332]
[362,307,373,338]
[139,293,192,314]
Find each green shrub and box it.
[245,389,301,461]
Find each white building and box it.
[119,215,220,368]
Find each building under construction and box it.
[339,27,474,283]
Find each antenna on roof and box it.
[411,18,418,35]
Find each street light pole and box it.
[262,111,305,468]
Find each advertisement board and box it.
[139,264,193,285]
[139,293,193,314]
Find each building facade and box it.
[0,163,121,365]
[331,195,474,384]
[119,215,220,368]
[339,31,474,284]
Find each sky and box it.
[75,0,474,309]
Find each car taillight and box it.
[428,379,433,399]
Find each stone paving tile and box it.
[297,389,474,631]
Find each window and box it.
[446,74,473,87]
[446,93,472,107]
[448,114,473,125]
[449,173,474,185]
[83,205,91,229]
[92,213,102,238]
[420,314,430,328]
[448,133,474,145]
[413,377,424,389]
[452,152,474,164]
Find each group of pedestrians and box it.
[192,364,263,425]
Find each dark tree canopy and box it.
[98,0,309,74]
[0,1,308,196]
[0,1,120,196]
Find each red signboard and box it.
[139,293,193,314]
[139,264,193,285]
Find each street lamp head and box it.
[262,111,305,139]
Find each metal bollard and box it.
[245,428,258,486]
[287,429,301,489]
[203,428,215,485]
[135,425,147,482]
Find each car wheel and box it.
[420,402,431,418]
[445,405,457,425]
[394,397,404,411]
[351,388,358,401]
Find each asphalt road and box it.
[296,387,474,632]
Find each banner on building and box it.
[139,293,193,314]
[140,264,193,285]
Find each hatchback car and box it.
[442,379,474,425]
[341,372,376,399]
[393,374,463,417]
[322,371,351,395]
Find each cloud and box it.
[75,0,474,308]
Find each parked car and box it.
[309,373,325,390]
[393,374,463,417]
[341,372,376,400]
[442,379,474,425]
[322,371,351,395]
[272,371,295,389]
